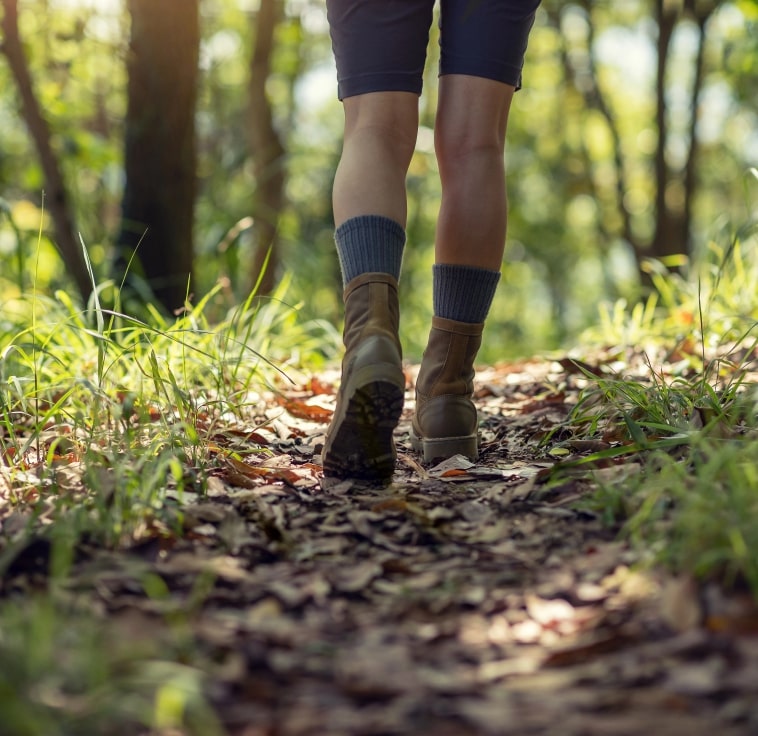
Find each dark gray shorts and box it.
[326,0,541,100]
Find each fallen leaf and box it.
[329,560,383,593]
[276,396,332,424]
[660,576,703,633]
[526,595,576,628]
[558,357,608,377]
[428,454,475,476]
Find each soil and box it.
[3,354,758,735]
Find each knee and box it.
[434,123,503,173]
[346,120,418,162]
[343,94,419,165]
[434,75,512,173]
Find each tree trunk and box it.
[556,1,715,273]
[650,0,683,262]
[551,1,638,254]
[1,0,91,302]
[248,0,286,297]
[681,1,716,257]
[117,0,199,313]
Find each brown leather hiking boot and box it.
[411,316,483,462]
[322,272,405,482]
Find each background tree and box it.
[0,0,91,302]
[116,0,199,312]
[545,0,718,267]
[501,0,756,346]
[248,0,286,296]
[0,0,754,358]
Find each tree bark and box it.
[117,0,199,313]
[681,1,716,256]
[248,0,286,297]
[0,0,91,302]
[650,0,682,261]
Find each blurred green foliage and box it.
[0,0,756,362]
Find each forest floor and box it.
[4,352,758,735]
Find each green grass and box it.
[0,272,338,735]
[1,272,337,542]
[0,594,224,736]
[1,274,336,495]
[556,219,758,593]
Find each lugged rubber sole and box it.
[322,377,404,483]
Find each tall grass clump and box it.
[0,272,336,549]
[587,211,758,359]
[0,263,337,733]
[0,595,224,736]
[563,210,758,594]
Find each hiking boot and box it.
[411,316,483,462]
[322,272,405,482]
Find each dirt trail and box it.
[7,357,758,735]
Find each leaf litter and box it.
[1,350,758,735]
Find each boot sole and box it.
[410,429,478,463]
[323,366,405,483]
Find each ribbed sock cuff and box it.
[334,215,405,286]
[433,264,501,323]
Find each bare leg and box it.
[333,91,419,228]
[323,91,418,482]
[411,75,518,463]
[434,74,516,270]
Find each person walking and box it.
[322,0,541,483]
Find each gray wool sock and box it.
[433,263,501,324]
[334,215,405,286]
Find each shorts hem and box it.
[439,57,525,90]
[337,73,423,101]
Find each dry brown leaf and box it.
[329,560,383,593]
[276,396,333,424]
